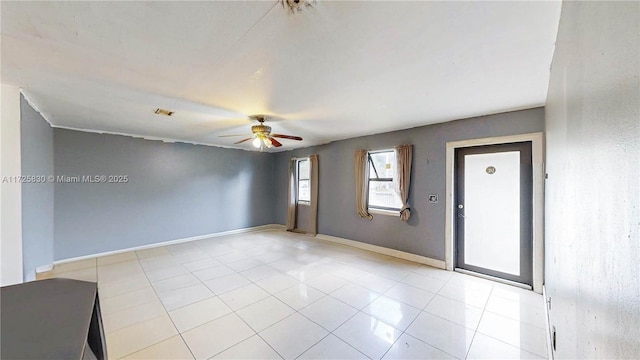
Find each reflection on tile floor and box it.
[39,230,547,359]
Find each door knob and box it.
[458,204,464,209]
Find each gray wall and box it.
[20,95,54,280]
[274,108,544,260]
[54,129,275,260]
[544,1,639,358]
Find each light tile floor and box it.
[39,230,547,359]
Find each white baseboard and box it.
[315,233,446,269]
[44,224,283,270]
[38,225,444,275]
[30,264,54,281]
[35,264,54,273]
[543,284,554,360]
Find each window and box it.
[297,158,310,203]
[368,150,403,211]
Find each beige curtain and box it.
[395,144,413,221]
[309,154,319,235]
[286,158,297,230]
[355,149,373,220]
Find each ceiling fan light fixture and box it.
[219,114,302,149]
[280,0,316,14]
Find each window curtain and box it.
[286,158,297,230]
[355,149,373,220]
[309,154,319,235]
[395,144,413,221]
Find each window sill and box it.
[368,208,400,217]
[297,201,311,206]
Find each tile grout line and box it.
[212,277,294,360]
[170,236,322,359]
[288,254,444,358]
[78,230,545,360]
[208,235,312,359]
[152,241,265,359]
[215,265,337,359]
[463,281,495,360]
[203,252,384,359]
[294,271,412,359]
[380,275,438,359]
[127,247,198,360]
[383,280,462,360]
[470,284,547,358]
[79,235,288,358]
[210,235,367,358]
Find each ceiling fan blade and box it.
[269,137,283,147]
[219,134,251,137]
[271,134,303,141]
[234,137,253,144]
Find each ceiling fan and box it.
[219,115,303,149]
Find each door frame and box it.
[445,132,544,293]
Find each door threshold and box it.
[454,268,532,290]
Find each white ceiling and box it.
[1,1,561,151]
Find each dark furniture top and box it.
[1,278,100,360]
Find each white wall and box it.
[1,84,24,285]
[544,1,639,358]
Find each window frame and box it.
[296,158,311,205]
[367,149,402,213]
